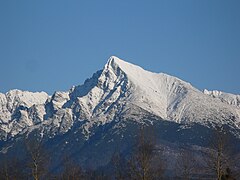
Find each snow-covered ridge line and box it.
[0,56,240,141]
[0,89,49,107]
[203,89,240,108]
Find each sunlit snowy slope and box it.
[0,56,240,140]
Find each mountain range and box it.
[0,56,240,169]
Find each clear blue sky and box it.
[0,0,239,95]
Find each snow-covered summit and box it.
[101,56,196,119]
[0,56,240,140]
[75,56,240,129]
[106,56,146,74]
[0,89,48,114]
[6,89,49,108]
[0,89,49,138]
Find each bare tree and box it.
[84,169,110,180]
[111,151,128,180]
[25,137,49,180]
[221,167,237,180]
[128,126,165,180]
[0,156,26,180]
[204,126,238,180]
[175,148,197,180]
[60,155,84,180]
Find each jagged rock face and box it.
[0,56,240,141]
[204,89,240,108]
[0,90,49,139]
[0,90,48,123]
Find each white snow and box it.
[203,89,240,108]
[6,89,49,109]
[0,56,240,140]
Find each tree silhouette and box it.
[0,156,26,180]
[204,126,238,180]
[175,148,197,180]
[24,137,49,180]
[128,126,165,180]
[60,155,84,180]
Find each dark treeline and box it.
[0,126,239,180]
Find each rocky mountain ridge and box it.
[0,56,240,141]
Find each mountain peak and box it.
[107,55,124,64]
[105,56,135,71]
[106,55,143,70]
[4,89,49,108]
[1,56,240,142]
[104,56,152,84]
